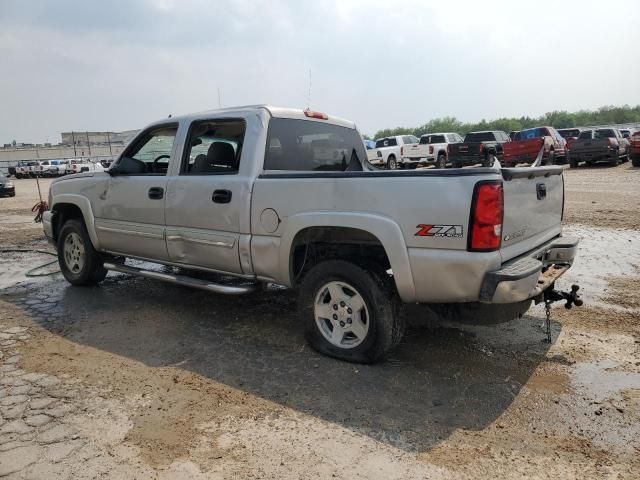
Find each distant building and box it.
[60,130,139,146]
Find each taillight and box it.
[479,144,485,153]
[429,145,434,154]
[401,146,404,156]
[468,181,503,252]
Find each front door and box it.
[164,118,248,274]
[93,124,178,261]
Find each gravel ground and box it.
[1,165,639,479]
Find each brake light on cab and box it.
[303,109,328,120]
[468,181,504,252]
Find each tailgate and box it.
[450,143,480,157]
[403,144,424,157]
[500,166,564,262]
[504,140,539,161]
[571,139,608,155]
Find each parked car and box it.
[65,159,105,175]
[371,135,419,169]
[448,130,510,168]
[401,132,464,168]
[619,129,631,139]
[630,130,640,167]
[0,175,16,197]
[557,127,589,151]
[38,159,69,177]
[569,128,629,168]
[27,161,43,178]
[43,105,580,363]
[502,126,567,166]
[14,161,32,179]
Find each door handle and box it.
[148,187,164,200]
[536,182,547,200]
[212,189,232,204]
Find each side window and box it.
[117,125,178,175]
[264,118,366,171]
[387,137,398,147]
[181,119,245,175]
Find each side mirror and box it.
[108,165,119,176]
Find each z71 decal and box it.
[415,224,463,238]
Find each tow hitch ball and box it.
[544,284,583,309]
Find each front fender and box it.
[278,211,417,302]
[51,194,100,250]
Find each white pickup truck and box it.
[65,159,104,175]
[370,135,419,169]
[44,105,581,363]
[401,132,464,168]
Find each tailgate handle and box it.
[536,182,547,200]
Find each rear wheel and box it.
[298,260,404,363]
[57,219,107,286]
[609,149,619,167]
[632,156,640,167]
[436,153,447,169]
[386,156,397,170]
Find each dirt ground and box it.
[1,164,639,479]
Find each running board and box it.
[103,262,257,295]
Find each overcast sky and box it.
[1,0,639,143]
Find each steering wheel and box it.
[152,155,170,173]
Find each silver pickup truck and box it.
[43,105,580,363]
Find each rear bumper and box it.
[401,156,435,164]
[479,236,578,303]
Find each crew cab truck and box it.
[43,106,580,363]
[502,126,567,167]
[448,130,510,168]
[370,135,419,169]
[569,128,629,168]
[401,132,464,168]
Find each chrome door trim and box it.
[96,225,164,240]
[165,234,235,249]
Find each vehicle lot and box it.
[1,166,639,478]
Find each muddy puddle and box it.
[561,224,640,308]
[0,248,61,289]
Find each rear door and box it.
[500,167,564,262]
[164,118,249,274]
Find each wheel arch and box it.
[51,194,100,249]
[280,212,416,302]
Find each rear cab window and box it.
[264,118,366,172]
[464,132,496,143]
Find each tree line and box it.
[369,105,640,140]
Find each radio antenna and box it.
[307,69,312,108]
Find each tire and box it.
[452,160,463,169]
[57,219,107,286]
[298,260,404,363]
[15,173,22,179]
[570,156,578,169]
[9,192,16,197]
[386,156,397,170]
[436,153,447,169]
[609,150,619,167]
[481,154,493,168]
[632,156,640,167]
[543,150,555,166]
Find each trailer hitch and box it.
[540,284,583,343]
[544,284,583,310]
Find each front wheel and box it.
[57,219,107,286]
[298,260,404,363]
